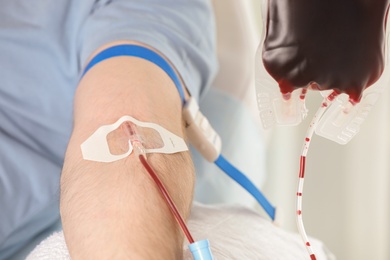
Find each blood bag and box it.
[256,0,390,144]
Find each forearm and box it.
[60,43,195,259]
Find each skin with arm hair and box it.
[60,41,195,259]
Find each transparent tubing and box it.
[127,124,214,259]
[123,122,195,244]
[138,155,195,244]
[296,91,337,260]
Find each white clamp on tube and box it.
[255,0,390,145]
[183,97,222,162]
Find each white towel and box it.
[27,203,335,260]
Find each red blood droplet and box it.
[297,192,302,196]
[300,88,308,100]
[327,90,339,101]
[297,210,302,215]
[278,79,295,96]
[310,254,317,260]
[306,242,311,246]
[305,138,310,142]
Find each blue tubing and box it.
[214,155,276,220]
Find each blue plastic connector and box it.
[189,239,213,260]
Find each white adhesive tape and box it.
[81,116,188,162]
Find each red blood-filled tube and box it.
[296,91,337,260]
[138,153,195,244]
[123,121,195,244]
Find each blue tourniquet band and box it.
[215,155,276,220]
[81,44,186,106]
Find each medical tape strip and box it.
[80,44,276,220]
[81,115,188,163]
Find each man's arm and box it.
[60,42,195,259]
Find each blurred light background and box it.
[211,0,390,259]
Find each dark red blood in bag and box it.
[262,0,389,102]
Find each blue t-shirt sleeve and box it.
[79,0,218,101]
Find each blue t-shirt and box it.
[0,0,217,258]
